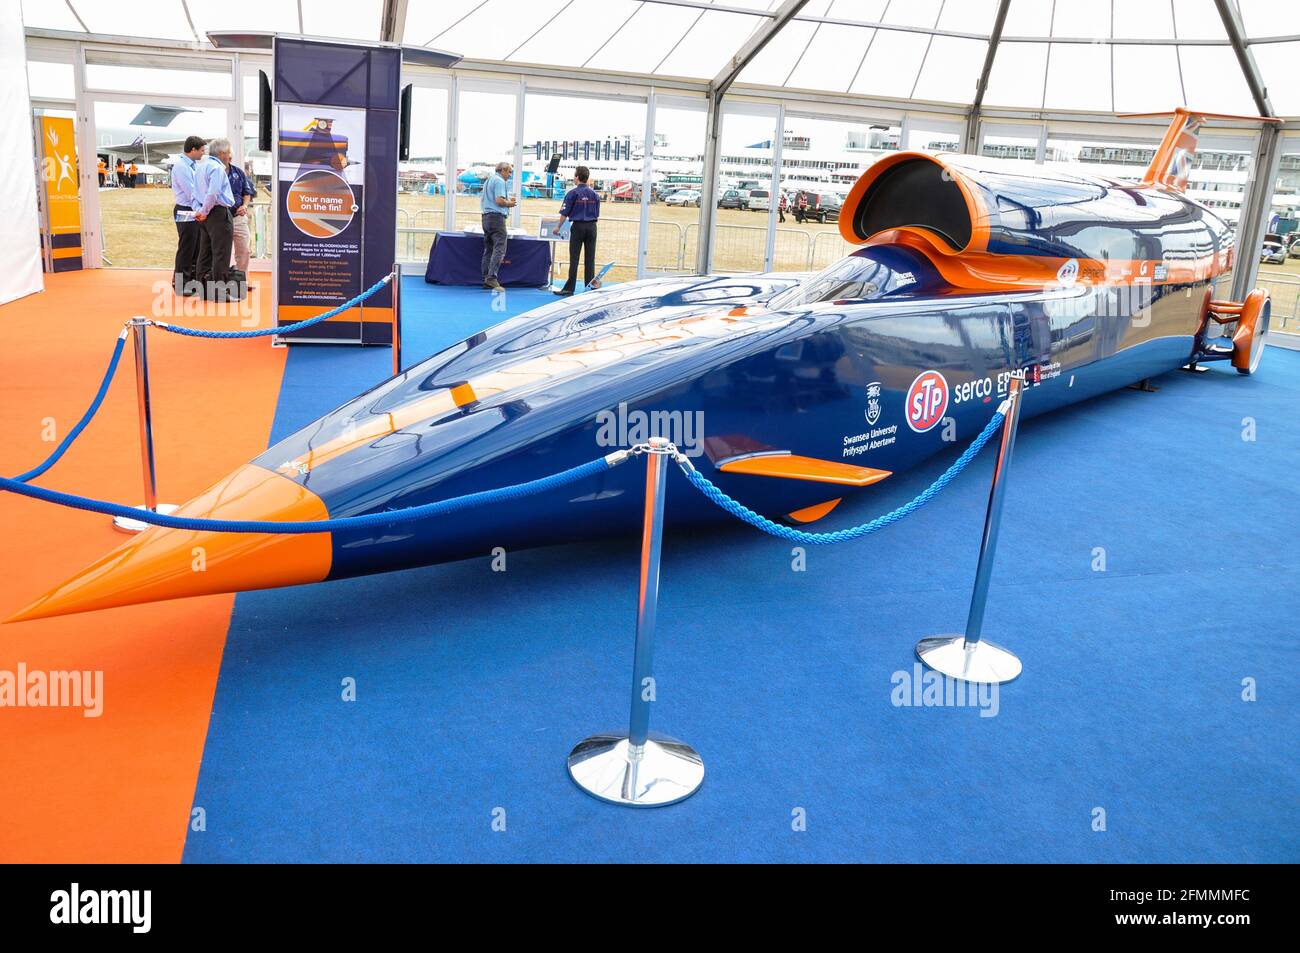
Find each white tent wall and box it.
[0,0,44,305]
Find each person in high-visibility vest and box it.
[97,157,106,188]
[128,162,138,189]
[115,159,125,188]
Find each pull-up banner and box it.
[273,37,398,345]
[36,116,83,273]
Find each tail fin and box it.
[1122,107,1281,191]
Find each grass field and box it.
[97,186,850,280]
[95,186,1300,322]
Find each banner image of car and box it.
[276,104,366,341]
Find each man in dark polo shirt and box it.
[554,165,601,296]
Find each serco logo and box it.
[905,370,949,433]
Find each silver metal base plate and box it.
[567,733,704,807]
[112,503,179,534]
[915,634,1022,684]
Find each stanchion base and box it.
[567,733,704,807]
[112,503,179,534]
[915,634,1022,684]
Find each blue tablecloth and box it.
[424,231,552,287]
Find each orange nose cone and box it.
[6,464,333,623]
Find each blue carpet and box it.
[183,280,1300,862]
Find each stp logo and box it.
[905,370,949,433]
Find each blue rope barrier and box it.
[0,456,615,534]
[14,332,128,484]
[154,273,394,339]
[678,410,1007,545]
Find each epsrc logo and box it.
[905,370,949,433]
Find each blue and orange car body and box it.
[8,110,1275,621]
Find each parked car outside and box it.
[1260,241,1286,265]
[717,189,749,210]
[665,189,702,207]
[746,188,770,211]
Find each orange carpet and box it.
[0,270,284,862]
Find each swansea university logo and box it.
[865,381,883,425]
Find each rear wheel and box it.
[1232,290,1271,376]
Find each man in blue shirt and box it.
[193,137,239,301]
[227,160,256,275]
[480,161,516,291]
[555,165,601,296]
[171,135,206,295]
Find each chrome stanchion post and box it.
[915,374,1025,683]
[113,317,178,533]
[391,267,402,378]
[567,437,704,807]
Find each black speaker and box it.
[546,152,561,175]
[257,70,272,152]
[399,84,412,161]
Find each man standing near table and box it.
[480,160,516,291]
[171,136,206,296]
[554,165,601,297]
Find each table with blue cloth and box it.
[424,230,553,287]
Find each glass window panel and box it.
[1112,0,1176,39]
[74,2,197,41]
[512,0,644,67]
[776,114,878,271]
[911,36,987,102]
[657,11,767,78]
[980,127,1041,163]
[715,108,777,272]
[786,24,875,93]
[85,56,233,99]
[937,0,1000,34]
[27,61,76,101]
[405,0,491,46]
[1251,41,1300,118]
[1113,45,1184,113]
[1044,134,1160,183]
[93,101,229,268]
[1237,0,1300,40]
[299,0,384,42]
[1050,0,1111,39]
[1178,45,1258,114]
[849,28,929,99]
[583,4,701,74]
[905,123,961,153]
[1170,0,1227,40]
[737,19,819,87]
[983,41,1047,108]
[522,92,646,281]
[1042,42,1112,112]
[1002,0,1055,37]
[454,89,518,230]
[879,0,943,30]
[649,102,706,274]
[1263,140,1300,322]
[398,86,450,263]
[431,0,570,61]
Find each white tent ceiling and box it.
[20,0,1300,117]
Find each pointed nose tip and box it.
[6,464,333,623]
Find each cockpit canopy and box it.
[768,247,936,309]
